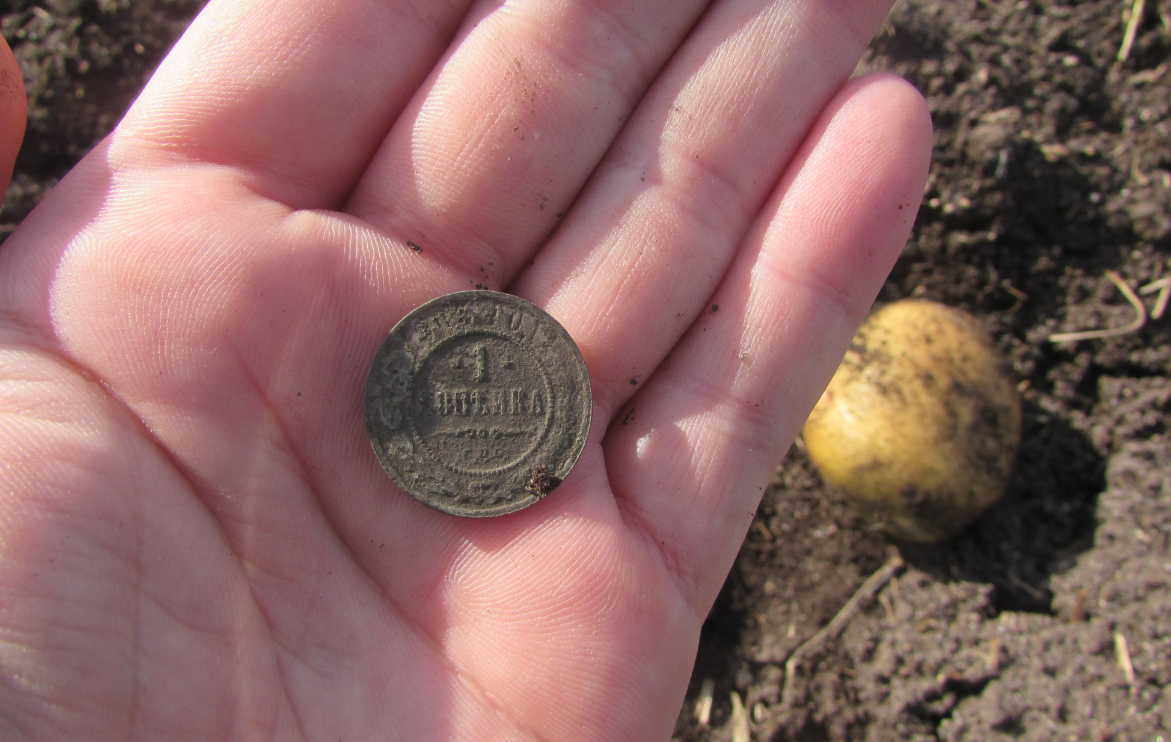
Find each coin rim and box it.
[364,290,592,517]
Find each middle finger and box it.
[346,0,713,283]
[514,0,896,416]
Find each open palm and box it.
[0,0,929,739]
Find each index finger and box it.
[114,0,474,208]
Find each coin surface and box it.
[365,291,592,517]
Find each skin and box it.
[0,1,931,740]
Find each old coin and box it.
[365,291,592,517]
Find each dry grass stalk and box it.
[694,678,715,727]
[1049,271,1146,343]
[1117,0,1147,63]
[729,692,750,742]
[1114,631,1137,692]
[1139,276,1170,319]
[781,555,905,709]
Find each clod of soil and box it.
[524,465,562,498]
[803,300,1021,543]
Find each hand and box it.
[0,1,930,739]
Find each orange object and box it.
[0,35,27,195]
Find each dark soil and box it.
[678,1,1171,739]
[2,1,1169,740]
[0,0,202,234]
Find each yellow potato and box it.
[802,300,1021,543]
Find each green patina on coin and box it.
[365,291,592,517]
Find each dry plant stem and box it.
[1048,270,1146,343]
[1001,279,1028,314]
[1117,0,1147,63]
[1139,276,1170,320]
[1114,631,1137,692]
[730,692,750,742]
[695,678,715,727]
[1071,588,1090,622]
[986,636,1002,673]
[781,555,906,709]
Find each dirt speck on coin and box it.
[524,466,561,498]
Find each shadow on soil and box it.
[684,578,748,731]
[900,399,1105,613]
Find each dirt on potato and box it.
[2,0,1169,740]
